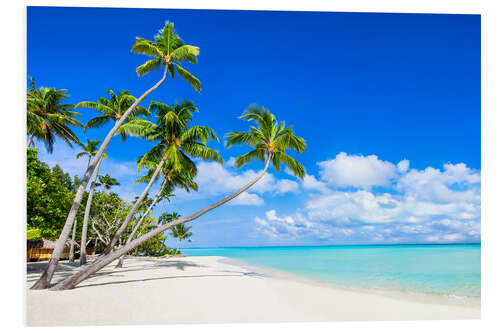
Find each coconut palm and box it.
[101,100,222,255]
[115,161,198,268]
[50,106,306,290]
[77,140,107,265]
[76,139,108,168]
[31,21,202,289]
[96,174,120,192]
[26,77,82,153]
[131,21,201,92]
[77,90,150,141]
[170,223,192,253]
[158,212,181,225]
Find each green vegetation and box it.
[27,229,42,241]
[170,223,193,252]
[27,148,78,239]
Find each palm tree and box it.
[170,223,192,253]
[131,21,201,92]
[26,77,82,153]
[77,90,150,141]
[32,21,202,289]
[96,174,120,191]
[76,139,107,168]
[77,140,107,265]
[158,212,181,225]
[115,162,198,268]
[102,100,222,255]
[50,106,306,290]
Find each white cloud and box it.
[302,174,331,193]
[318,152,401,188]
[255,153,480,244]
[226,157,237,167]
[255,210,322,240]
[276,179,300,194]
[397,159,410,172]
[185,161,300,200]
[227,192,264,206]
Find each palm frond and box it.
[136,58,163,77]
[175,64,201,92]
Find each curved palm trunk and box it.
[79,157,103,265]
[27,135,34,147]
[103,154,168,256]
[31,66,169,290]
[115,179,167,268]
[50,157,271,290]
[68,219,77,262]
[176,238,181,253]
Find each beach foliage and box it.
[27,77,83,153]
[27,148,81,239]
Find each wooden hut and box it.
[27,239,72,262]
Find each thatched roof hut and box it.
[27,238,76,262]
[27,238,76,249]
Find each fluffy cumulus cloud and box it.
[255,153,480,244]
[318,152,403,188]
[174,161,300,206]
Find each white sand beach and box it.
[26,256,480,326]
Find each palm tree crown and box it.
[131,21,201,92]
[136,159,199,195]
[27,77,83,153]
[76,90,149,141]
[119,100,223,173]
[76,139,107,168]
[159,212,181,225]
[97,174,120,191]
[170,223,192,243]
[225,105,307,178]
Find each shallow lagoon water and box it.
[183,244,480,299]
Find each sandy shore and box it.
[26,256,480,326]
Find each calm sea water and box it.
[183,244,481,299]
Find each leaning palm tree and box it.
[32,21,202,289]
[77,140,107,265]
[101,100,222,255]
[50,105,306,290]
[170,223,192,253]
[115,161,198,268]
[26,77,82,153]
[96,174,120,192]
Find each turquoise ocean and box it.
[183,244,481,300]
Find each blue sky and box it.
[27,7,480,247]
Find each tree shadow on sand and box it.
[75,271,265,289]
[26,258,253,288]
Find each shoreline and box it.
[27,256,481,326]
[217,256,481,308]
